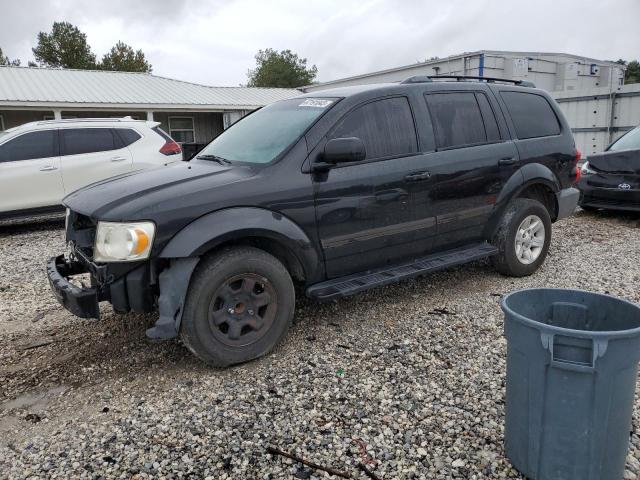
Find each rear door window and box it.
[330,96,418,160]
[0,130,58,162]
[500,91,561,139]
[425,92,487,150]
[62,128,118,156]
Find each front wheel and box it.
[491,198,552,277]
[180,246,295,367]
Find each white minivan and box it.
[0,118,182,218]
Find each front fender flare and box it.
[159,207,320,279]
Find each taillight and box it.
[572,148,582,184]
[160,140,181,156]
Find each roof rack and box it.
[34,116,142,126]
[401,75,536,88]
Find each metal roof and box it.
[0,66,301,110]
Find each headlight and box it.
[94,221,155,262]
[580,161,596,176]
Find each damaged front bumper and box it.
[47,248,199,341]
[47,247,155,320]
[47,255,100,319]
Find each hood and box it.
[63,159,256,221]
[588,149,640,175]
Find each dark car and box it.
[578,126,640,211]
[47,76,580,366]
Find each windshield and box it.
[197,97,336,164]
[608,126,640,152]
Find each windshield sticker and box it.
[299,99,334,108]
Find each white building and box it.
[302,50,626,93]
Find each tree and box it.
[0,47,21,66]
[247,48,317,88]
[614,59,640,84]
[625,60,640,84]
[32,21,96,69]
[99,41,152,73]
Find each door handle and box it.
[498,157,517,166]
[110,156,127,162]
[39,165,57,171]
[405,171,431,182]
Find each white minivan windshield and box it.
[197,97,336,164]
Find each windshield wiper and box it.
[196,154,232,165]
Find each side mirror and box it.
[323,137,366,164]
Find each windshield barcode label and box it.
[299,99,333,108]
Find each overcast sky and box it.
[0,0,638,86]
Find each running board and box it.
[307,243,498,301]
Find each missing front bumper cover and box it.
[47,255,100,319]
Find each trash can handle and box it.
[540,333,608,373]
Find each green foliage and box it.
[99,41,152,73]
[625,60,640,84]
[247,48,317,88]
[32,21,96,69]
[0,47,21,66]
[614,59,640,84]
[32,22,152,73]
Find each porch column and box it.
[146,111,154,121]
[53,109,62,120]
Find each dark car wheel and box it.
[491,198,552,277]
[180,246,295,367]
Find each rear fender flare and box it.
[159,207,320,280]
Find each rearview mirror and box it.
[323,137,366,164]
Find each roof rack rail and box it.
[35,116,139,126]
[401,75,536,88]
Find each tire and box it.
[491,198,552,277]
[180,246,295,367]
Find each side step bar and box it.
[307,242,498,301]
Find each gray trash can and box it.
[502,288,640,480]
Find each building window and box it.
[169,116,195,143]
[0,114,4,131]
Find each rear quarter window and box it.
[501,91,561,139]
[114,128,142,147]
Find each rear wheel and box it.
[491,198,552,277]
[180,246,295,367]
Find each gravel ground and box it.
[0,210,639,479]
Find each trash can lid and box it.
[501,288,640,338]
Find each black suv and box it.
[48,76,580,366]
